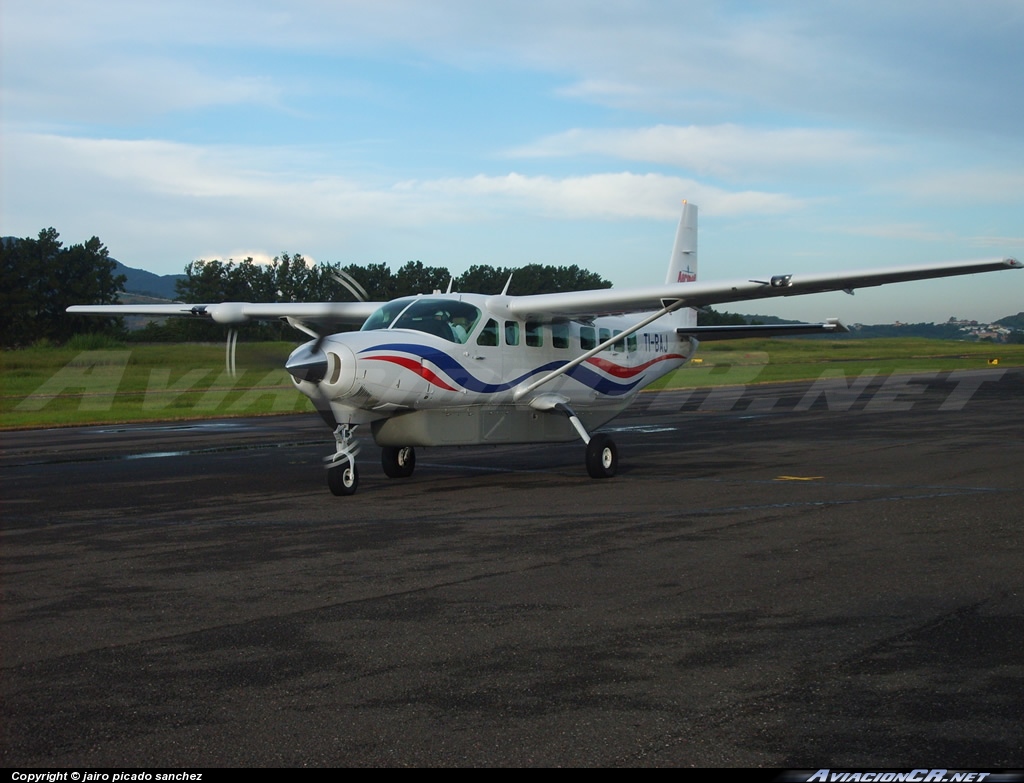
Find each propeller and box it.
[225,327,238,377]
[211,267,370,379]
[331,268,368,304]
[284,266,370,384]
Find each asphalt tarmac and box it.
[2,369,1022,767]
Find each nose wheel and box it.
[326,424,361,496]
[327,462,359,496]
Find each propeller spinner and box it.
[285,341,330,383]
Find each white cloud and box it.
[847,223,1024,250]
[889,168,1024,204]
[2,132,805,278]
[405,172,803,219]
[7,2,1023,136]
[4,55,283,126]
[509,124,887,179]
[5,132,802,225]
[844,223,959,244]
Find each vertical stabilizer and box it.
[665,201,697,285]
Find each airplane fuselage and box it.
[288,293,697,446]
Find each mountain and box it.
[113,260,185,299]
[2,237,185,299]
[995,312,1024,330]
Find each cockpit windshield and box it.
[360,299,412,333]
[360,298,482,344]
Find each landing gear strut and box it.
[554,402,618,479]
[326,424,360,496]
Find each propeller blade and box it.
[225,328,238,378]
[331,268,369,302]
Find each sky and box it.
[2,0,1022,324]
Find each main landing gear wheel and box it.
[327,463,359,496]
[585,434,618,479]
[381,446,416,479]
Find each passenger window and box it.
[580,326,596,351]
[505,321,520,346]
[627,334,638,353]
[613,330,625,352]
[552,321,569,349]
[477,318,499,347]
[599,328,611,351]
[526,321,543,347]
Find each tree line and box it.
[1,231,613,345]
[174,255,611,304]
[1,229,125,348]
[2,228,797,348]
[150,255,614,341]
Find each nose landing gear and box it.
[326,424,361,496]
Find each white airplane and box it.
[69,203,1021,495]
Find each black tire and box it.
[585,434,618,479]
[327,463,359,496]
[381,446,416,479]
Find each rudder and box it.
[665,201,698,285]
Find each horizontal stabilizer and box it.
[677,319,848,341]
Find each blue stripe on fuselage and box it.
[359,342,643,396]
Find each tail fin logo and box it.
[677,265,696,283]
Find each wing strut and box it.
[511,299,687,402]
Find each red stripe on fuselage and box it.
[586,354,686,378]
[364,355,459,391]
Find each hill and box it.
[113,260,185,299]
[996,312,1024,330]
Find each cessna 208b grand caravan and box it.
[69,203,1021,495]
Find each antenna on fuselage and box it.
[501,272,514,296]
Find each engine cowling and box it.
[286,341,358,399]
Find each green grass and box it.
[650,338,1023,390]
[2,338,1020,429]
[1,342,311,428]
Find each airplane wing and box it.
[491,257,1021,321]
[69,257,1019,328]
[67,300,381,328]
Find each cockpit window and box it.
[361,298,481,344]
[361,299,414,332]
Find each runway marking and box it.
[412,463,1005,503]
[418,461,556,475]
[603,424,679,434]
[3,440,324,467]
[670,488,1007,519]
[92,421,251,433]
